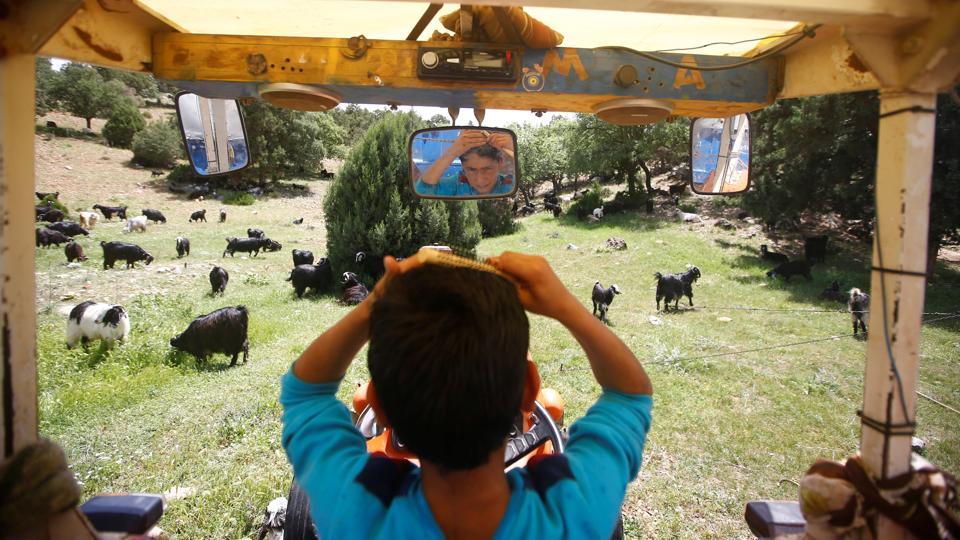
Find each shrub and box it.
[605,189,649,215]
[166,164,196,184]
[103,102,146,148]
[222,191,256,206]
[569,180,607,219]
[478,199,518,237]
[132,122,183,168]
[39,195,69,217]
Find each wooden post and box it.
[860,91,936,538]
[0,53,39,459]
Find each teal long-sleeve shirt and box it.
[280,369,653,539]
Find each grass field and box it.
[36,133,959,539]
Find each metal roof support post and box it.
[0,53,39,460]
[860,90,936,539]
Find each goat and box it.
[36,228,71,248]
[543,201,562,218]
[101,241,154,269]
[655,266,702,311]
[804,236,828,263]
[292,249,314,267]
[292,217,304,225]
[141,209,167,224]
[219,208,226,223]
[287,259,334,298]
[123,215,149,233]
[591,281,621,323]
[170,306,249,366]
[189,209,207,222]
[77,211,99,229]
[819,280,847,303]
[848,288,870,336]
[766,260,812,281]
[209,266,229,295]
[176,237,190,258]
[223,237,281,257]
[356,251,385,281]
[93,204,127,220]
[36,191,59,201]
[760,244,789,264]
[340,272,369,305]
[39,209,65,223]
[36,203,53,219]
[151,170,164,177]
[64,241,87,262]
[247,228,266,238]
[47,221,89,237]
[517,203,536,217]
[66,301,130,349]
[668,184,686,197]
[592,207,604,220]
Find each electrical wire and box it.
[653,31,807,53]
[597,24,821,72]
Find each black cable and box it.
[653,31,806,53]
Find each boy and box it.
[416,130,515,196]
[281,252,653,539]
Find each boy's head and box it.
[368,265,529,470]
[460,145,503,194]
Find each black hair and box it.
[368,265,529,470]
[460,144,502,163]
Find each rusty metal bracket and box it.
[341,35,370,60]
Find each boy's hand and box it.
[449,130,489,155]
[487,251,580,321]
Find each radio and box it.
[416,47,519,83]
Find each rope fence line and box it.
[695,306,958,316]
[916,392,960,416]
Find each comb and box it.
[415,247,509,279]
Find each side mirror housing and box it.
[690,114,751,195]
[175,92,250,176]
[409,127,519,199]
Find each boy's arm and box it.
[488,252,651,395]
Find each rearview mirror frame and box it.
[689,113,752,195]
[409,126,520,200]
[174,91,251,177]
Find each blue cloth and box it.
[416,175,514,197]
[280,369,653,539]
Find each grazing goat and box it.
[591,281,621,323]
[766,260,812,281]
[848,288,870,336]
[123,215,149,233]
[819,280,847,303]
[36,228,71,248]
[340,272,369,305]
[223,237,282,257]
[141,209,167,223]
[592,207,604,220]
[47,221,89,237]
[219,208,227,223]
[189,209,207,222]
[356,251,385,280]
[517,203,536,217]
[36,191,59,201]
[288,259,334,298]
[292,217,304,225]
[151,170,164,177]
[93,204,127,220]
[668,184,686,197]
[209,266,229,295]
[544,201,562,218]
[760,244,789,264]
[292,249,314,267]
[77,211,99,229]
[247,228,266,238]
[101,241,154,269]
[66,301,130,349]
[39,209,65,223]
[170,306,249,366]
[804,236,828,263]
[176,237,190,258]
[655,266,702,311]
[64,241,87,262]
[36,203,52,219]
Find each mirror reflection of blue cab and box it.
[409,126,519,200]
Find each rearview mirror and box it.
[409,127,519,199]
[175,92,250,176]
[690,114,751,195]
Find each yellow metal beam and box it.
[777,27,879,99]
[0,0,82,57]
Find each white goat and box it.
[123,215,148,233]
[66,301,130,348]
[592,207,604,219]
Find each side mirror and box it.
[690,114,751,195]
[175,92,250,176]
[409,127,519,199]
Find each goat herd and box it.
[37,191,374,366]
[590,236,870,337]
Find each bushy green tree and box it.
[324,112,482,282]
[478,199,519,237]
[928,93,960,269]
[132,121,183,167]
[50,63,129,129]
[95,67,160,100]
[327,104,384,145]
[35,57,61,116]
[103,101,147,148]
[514,117,571,201]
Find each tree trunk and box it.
[926,235,941,279]
[639,159,652,194]
[85,117,92,130]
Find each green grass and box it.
[38,209,960,538]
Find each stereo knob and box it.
[421,51,440,69]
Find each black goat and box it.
[93,204,127,220]
[36,203,52,219]
[209,266,229,295]
[293,217,304,225]
[760,244,789,264]
[591,281,621,323]
[292,249,314,266]
[101,241,154,269]
[517,203,536,217]
[819,280,847,303]
[142,209,167,223]
[287,259,334,298]
[247,228,265,238]
[219,208,227,223]
[655,266,702,311]
[848,288,870,336]
[176,236,190,258]
[170,306,249,366]
[356,251,385,280]
[668,184,686,197]
[64,241,87,262]
[36,191,59,201]
[189,209,207,223]
[36,228,71,248]
[223,237,281,257]
[47,221,88,237]
[544,201,562,218]
[340,272,369,305]
[39,209,65,223]
[766,260,812,281]
[804,236,828,263]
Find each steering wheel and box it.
[355,400,564,465]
